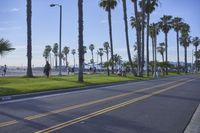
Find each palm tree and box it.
[98,48,104,67]
[0,38,15,56]
[78,0,84,82]
[71,49,76,67]
[62,46,70,68]
[43,49,49,61]
[192,36,200,71]
[141,0,158,76]
[99,0,117,74]
[103,41,110,75]
[52,43,58,68]
[89,44,95,68]
[172,17,182,74]
[43,45,52,62]
[131,0,142,76]
[157,42,165,63]
[26,0,33,77]
[150,23,159,77]
[113,54,122,68]
[130,12,143,76]
[159,15,173,75]
[139,0,146,76]
[180,23,190,73]
[122,0,136,76]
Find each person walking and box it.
[2,65,7,76]
[44,61,51,78]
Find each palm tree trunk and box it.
[78,0,84,82]
[66,55,68,68]
[101,56,103,67]
[73,55,75,67]
[165,33,168,75]
[92,51,94,68]
[176,31,180,74]
[26,0,33,77]
[162,54,164,63]
[106,52,110,76]
[108,8,114,74]
[153,36,157,78]
[146,8,150,77]
[55,55,58,69]
[122,0,136,76]
[184,46,187,73]
[152,38,154,76]
[133,0,141,76]
[141,0,145,76]
[195,46,197,72]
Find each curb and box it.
[0,79,144,102]
[184,104,200,133]
[0,74,195,103]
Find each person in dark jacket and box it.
[44,61,51,78]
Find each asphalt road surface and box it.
[0,74,200,133]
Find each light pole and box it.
[50,4,62,76]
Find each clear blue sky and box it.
[0,0,200,67]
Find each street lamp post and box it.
[50,4,62,76]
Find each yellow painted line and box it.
[0,78,187,128]
[25,78,184,120]
[35,78,196,133]
[0,120,18,128]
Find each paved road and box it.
[0,74,200,133]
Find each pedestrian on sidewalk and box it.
[2,64,7,76]
[43,61,51,78]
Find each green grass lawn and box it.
[0,74,150,96]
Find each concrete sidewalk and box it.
[184,104,200,133]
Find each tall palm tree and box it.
[89,44,95,68]
[43,45,52,62]
[122,0,136,76]
[192,36,200,71]
[113,54,122,68]
[159,15,172,75]
[103,41,110,75]
[172,17,183,74]
[131,0,142,76]
[71,49,76,67]
[52,43,58,68]
[130,12,143,76]
[150,23,159,77]
[62,46,70,68]
[141,0,158,76]
[139,0,146,76]
[157,42,165,63]
[180,23,190,73]
[98,48,104,67]
[26,0,33,77]
[0,38,15,56]
[99,0,117,74]
[78,0,84,82]
[43,49,49,61]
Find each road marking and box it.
[0,120,18,128]
[0,76,182,105]
[0,78,189,128]
[25,78,184,120]
[35,78,196,133]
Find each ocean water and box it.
[0,67,69,77]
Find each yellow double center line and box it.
[0,78,187,128]
[35,78,196,133]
